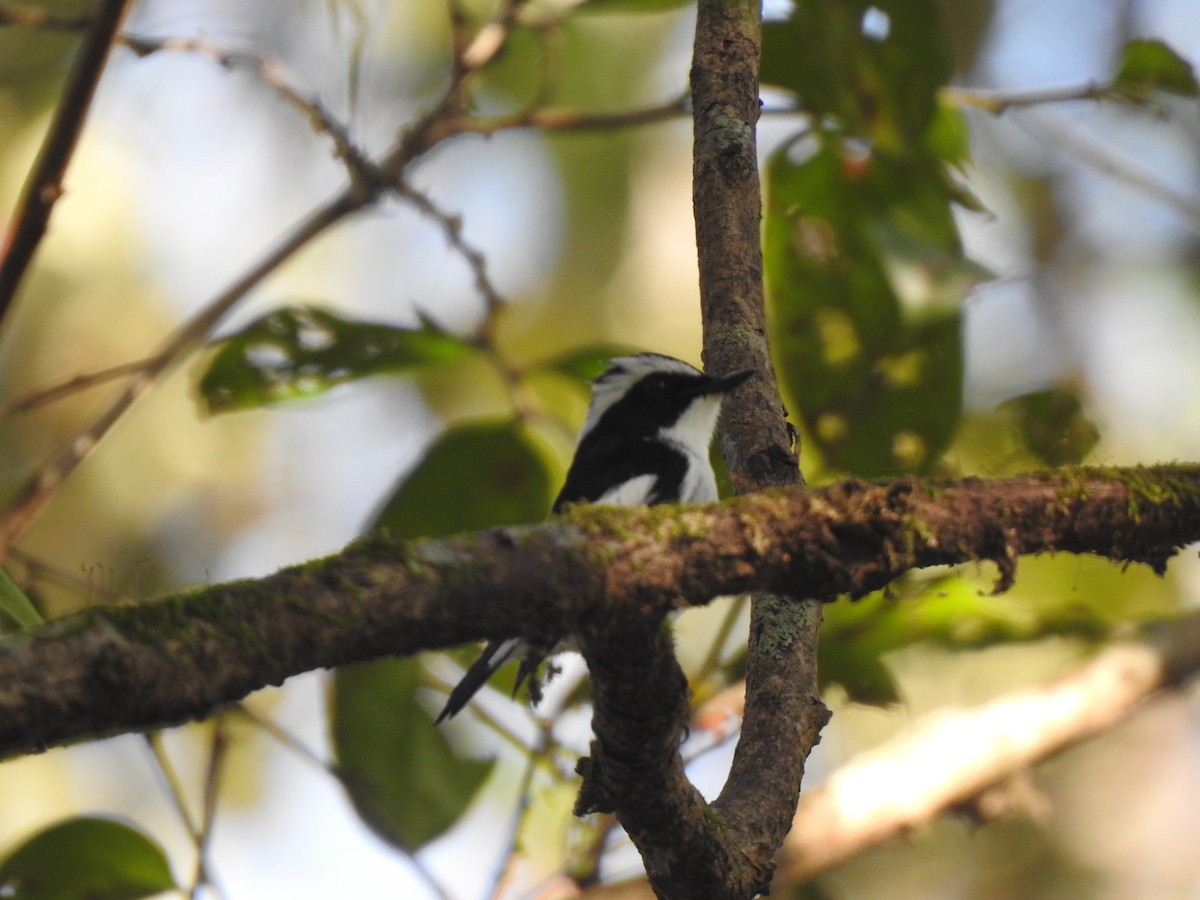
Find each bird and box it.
[435,352,754,723]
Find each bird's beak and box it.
[704,368,755,395]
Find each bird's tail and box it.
[435,638,525,723]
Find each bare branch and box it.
[0,0,135,332]
[1016,110,1200,235]
[0,356,158,420]
[440,94,691,140]
[390,181,507,320]
[940,81,1129,114]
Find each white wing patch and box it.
[596,473,658,506]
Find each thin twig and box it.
[392,182,507,319]
[0,0,135,333]
[234,703,336,776]
[234,702,451,900]
[0,356,158,421]
[940,81,1129,114]
[437,93,691,141]
[145,732,200,837]
[0,13,692,560]
[144,731,223,899]
[1017,109,1200,235]
[8,547,101,601]
[191,716,230,900]
[487,721,553,900]
[119,34,384,199]
[0,193,362,560]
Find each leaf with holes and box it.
[198,306,477,413]
[765,137,972,476]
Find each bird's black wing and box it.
[436,437,686,722]
[552,435,688,511]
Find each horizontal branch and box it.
[0,465,1198,759]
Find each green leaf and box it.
[819,559,1176,705]
[0,817,176,900]
[331,659,495,851]
[0,566,43,629]
[534,343,643,385]
[765,136,969,476]
[198,306,478,414]
[372,419,554,535]
[762,0,954,152]
[1113,38,1198,98]
[1002,387,1100,466]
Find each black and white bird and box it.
[435,352,753,723]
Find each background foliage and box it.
[0,0,1198,897]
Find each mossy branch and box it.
[0,464,1195,763]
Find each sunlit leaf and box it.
[198,306,478,414]
[819,556,1182,704]
[0,566,43,629]
[371,418,554,535]
[0,817,176,900]
[1113,38,1198,98]
[331,659,495,851]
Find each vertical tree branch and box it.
[692,0,829,891]
[0,0,135,332]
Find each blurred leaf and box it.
[762,0,953,152]
[818,560,1175,703]
[925,101,973,171]
[343,421,550,848]
[818,639,901,706]
[761,0,975,478]
[372,419,554,535]
[0,567,43,629]
[331,659,495,851]
[199,306,477,414]
[0,817,176,900]
[1002,387,1100,466]
[534,343,642,385]
[1113,38,1198,98]
[765,138,968,476]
